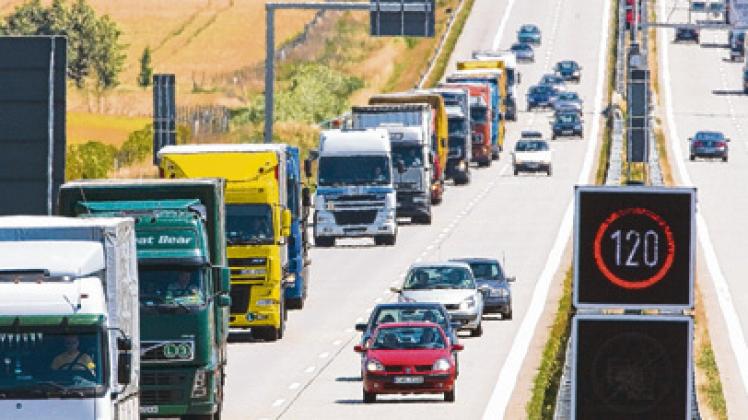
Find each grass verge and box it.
[526,269,572,419]
[526,2,619,418]
[422,0,476,88]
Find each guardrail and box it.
[416,0,467,88]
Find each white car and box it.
[512,136,552,176]
[393,262,485,337]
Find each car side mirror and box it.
[118,352,132,385]
[353,344,365,353]
[217,294,232,307]
[355,322,367,332]
[517,73,522,84]
[302,187,312,207]
[397,160,406,174]
[507,276,516,283]
[726,138,731,142]
[303,159,313,178]
[688,138,693,142]
[452,343,464,351]
[478,285,490,296]
[389,286,402,293]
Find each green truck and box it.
[58,179,231,420]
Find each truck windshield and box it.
[470,106,488,123]
[448,118,467,136]
[139,268,205,307]
[392,145,423,167]
[354,112,422,128]
[318,156,391,187]
[225,204,274,245]
[0,328,106,398]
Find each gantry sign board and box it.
[370,0,435,37]
[572,315,693,420]
[153,74,176,165]
[574,186,695,309]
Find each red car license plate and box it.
[394,376,424,384]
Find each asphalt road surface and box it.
[222,0,610,418]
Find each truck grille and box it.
[444,304,459,310]
[336,195,377,202]
[230,284,251,314]
[141,371,190,386]
[333,210,377,225]
[141,389,185,405]
[229,257,266,267]
[140,371,190,405]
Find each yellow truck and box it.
[158,144,294,341]
[456,59,510,118]
[368,92,448,205]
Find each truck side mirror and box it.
[396,160,406,174]
[429,153,435,164]
[217,267,231,293]
[302,187,312,207]
[303,159,313,178]
[217,294,232,307]
[118,353,132,385]
[117,336,132,352]
[281,209,292,237]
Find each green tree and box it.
[91,14,125,90]
[137,47,153,88]
[65,141,117,180]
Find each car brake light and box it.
[693,141,703,147]
[717,141,726,147]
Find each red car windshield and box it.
[371,326,446,350]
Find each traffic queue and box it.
[344,23,588,403]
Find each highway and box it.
[222,0,610,418]
[657,0,748,415]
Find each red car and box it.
[354,322,463,403]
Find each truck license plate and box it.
[140,406,159,414]
[394,376,424,384]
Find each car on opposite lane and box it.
[450,258,515,319]
[517,24,542,45]
[393,262,485,337]
[510,42,535,62]
[527,84,559,111]
[354,322,463,403]
[552,111,584,139]
[554,60,582,82]
[689,131,729,162]
[511,134,553,176]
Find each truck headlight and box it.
[325,201,335,211]
[366,359,384,372]
[191,369,208,399]
[459,296,475,310]
[256,299,275,306]
[432,358,452,372]
[492,288,510,298]
[457,161,467,171]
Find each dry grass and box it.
[68,112,150,145]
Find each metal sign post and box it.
[153,74,176,165]
[263,1,435,143]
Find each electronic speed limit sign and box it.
[574,186,695,309]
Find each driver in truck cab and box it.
[51,335,95,373]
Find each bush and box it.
[117,124,153,166]
[66,141,117,180]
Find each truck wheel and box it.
[413,213,432,225]
[315,236,335,247]
[469,322,483,337]
[547,165,552,176]
[287,297,303,310]
[491,151,499,160]
[375,235,397,246]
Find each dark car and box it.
[510,42,535,62]
[450,258,514,319]
[554,60,582,82]
[552,112,583,139]
[517,24,541,45]
[539,74,566,91]
[689,131,729,161]
[674,26,699,43]
[743,67,748,93]
[527,84,558,111]
[355,303,460,346]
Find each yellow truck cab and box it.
[158,144,293,341]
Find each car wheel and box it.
[689,154,695,161]
[513,166,519,176]
[363,390,376,404]
[503,309,513,320]
[552,134,557,140]
[723,155,728,162]
[444,389,455,403]
[546,165,552,176]
[470,322,483,337]
[413,213,432,225]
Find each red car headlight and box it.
[432,357,452,372]
[366,359,384,372]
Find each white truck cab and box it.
[313,128,398,247]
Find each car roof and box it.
[408,261,472,270]
[694,131,723,137]
[373,302,446,310]
[520,130,544,138]
[375,321,446,330]
[450,257,500,264]
[520,24,538,31]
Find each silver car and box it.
[393,262,485,337]
[510,42,535,62]
[552,91,583,114]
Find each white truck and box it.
[311,128,399,246]
[351,104,434,224]
[0,216,139,420]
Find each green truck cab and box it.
[58,179,231,420]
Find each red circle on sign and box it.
[593,207,675,290]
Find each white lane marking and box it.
[481,0,611,418]
[355,317,363,323]
[374,297,383,303]
[304,366,315,373]
[344,328,354,333]
[288,382,300,390]
[491,0,519,49]
[319,352,330,359]
[333,339,342,346]
[272,399,285,407]
[658,0,748,394]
